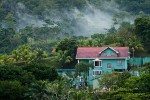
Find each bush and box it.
[0,80,28,100]
[0,65,35,85]
[23,64,58,81]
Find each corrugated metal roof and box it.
[76,47,129,59]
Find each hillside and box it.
[0,1,150,100]
[0,0,150,55]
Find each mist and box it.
[16,3,46,30]
[15,1,134,36]
[71,7,114,36]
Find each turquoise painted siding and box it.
[56,69,75,75]
[101,59,126,73]
[128,57,150,66]
[101,48,117,56]
[78,48,128,86]
[88,59,126,73]
[93,79,100,89]
[128,58,143,66]
[79,58,127,85]
[78,57,150,86]
[143,57,150,64]
[88,59,126,84]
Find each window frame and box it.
[101,52,107,56]
[93,70,102,76]
[111,52,115,56]
[117,60,122,66]
[93,60,102,67]
[107,63,112,68]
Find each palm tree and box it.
[0,54,10,64]
[95,39,103,47]
[85,38,94,47]
[26,81,51,100]
[69,90,91,100]
[78,39,86,47]
[54,50,73,68]
[127,36,144,57]
[49,80,71,100]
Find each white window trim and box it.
[93,70,102,76]
[117,60,122,66]
[93,59,102,67]
[101,52,107,56]
[99,47,119,54]
[107,63,112,69]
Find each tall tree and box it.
[54,38,78,67]
[135,17,150,52]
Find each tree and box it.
[0,54,10,65]
[3,12,16,29]
[0,80,28,100]
[117,71,131,88]
[116,22,134,46]
[138,74,150,93]
[78,39,86,47]
[135,17,150,52]
[27,81,51,100]
[53,50,73,68]
[27,78,73,100]
[48,79,71,100]
[85,38,94,47]
[104,34,119,46]
[0,27,16,53]
[1,45,48,65]
[69,90,91,100]
[9,45,37,64]
[55,38,77,58]
[98,72,119,90]
[75,62,93,86]
[54,38,78,67]
[0,65,35,85]
[91,33,105,40]
[23,64,58,81]
[75,62,92,76]
[127,36,144,57]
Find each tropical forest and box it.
[0,0,150,100]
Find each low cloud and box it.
[15,1,134,36]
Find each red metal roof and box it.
[76,47,129,59]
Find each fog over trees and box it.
[0,0,150,100]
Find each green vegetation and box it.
[0,0,150,100]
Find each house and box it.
[76,47,130,87]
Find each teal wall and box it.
[78,48,128,86]
[101,48,117,56]
[143,57,150,64]
[57,69,75,75]
[79,58,127,85]
[93,78,100,89]
[128,57,150,66]
[101,59,126,73]
[78,57,150,86]
[88,59,126,73]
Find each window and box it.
[94,61,101,67]
[93,70,102,76]
[95,61,99,66]
[117,60,122,65]
[102,52,107,56]
[111,52,115,56]
[93,59,102,67]
[107,63,112,68]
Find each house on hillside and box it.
[76,47,130,88]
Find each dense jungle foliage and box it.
[0,0,150,100]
